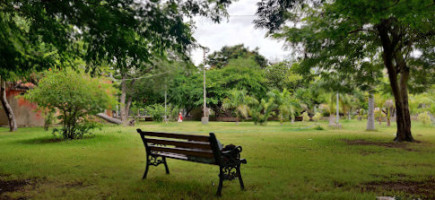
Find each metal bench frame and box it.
[137,129,246,196]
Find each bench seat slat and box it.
[147,138,211,149]
[151,152,217,165]
[149,146,214,158]
[140,131,210,142]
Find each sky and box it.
[189,0,290,65]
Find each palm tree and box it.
[269,89,300,125]
[222,89,251,125]
[249,97,276,125]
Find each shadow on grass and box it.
[16,135,97,145]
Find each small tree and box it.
[249,98,276,125]
[222,89,252,125]
[145,104,165,122]
[25,69,116,139]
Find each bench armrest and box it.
[220,146,247,165]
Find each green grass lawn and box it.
[0,120,434,200]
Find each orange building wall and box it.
[0,89,45,127]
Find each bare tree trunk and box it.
[366,93,375,130]
[1,78,17,132]
[120,74,128,126]
[126,96,133,118]
[386,108,391,127]
[96,113,122,124]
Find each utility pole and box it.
[164,84,167,123]
[201,47,210,125]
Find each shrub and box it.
[302,112,310,121]
[249,98,276,125]
[24,68,116,139]
[146,104,165,122]
[418,112,432,125]
[312,112,322,121]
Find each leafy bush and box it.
[418,112,432,125]
[312,112,322,121]
[249,98,276,125]
[314,125,324,130]
[167,104,180,121]
[146,104,165,122]
[25,68,116,139]
[302,112,310,121]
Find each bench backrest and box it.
[137,129,222,165]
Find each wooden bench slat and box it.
[147,138,211,149]
[140,131,210,142]
[152,152,188,160]
[149,146,214,158]
[151,152,217,165]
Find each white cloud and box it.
[189,0,290,65]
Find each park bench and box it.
[137,129,247,196]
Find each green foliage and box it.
[250,98,276,125]
[302,112,310,122]
[409,86,435,115]
[222,89,253,123]
[418,112,432,125]
[24,68,116,139]
[168,57,268,116]
[268,89,300,123]
[167,104,181,122]
[265,62,304,92]
[145,104,165,122]
[312,113,322,121]
[207,44,268,69]
[295,85,324,119]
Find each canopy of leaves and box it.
[259,0,434,93]
[206,44,269,68]
[1,0,234,76]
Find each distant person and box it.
[178,112,183,122]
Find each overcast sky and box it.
[189,0,290,65]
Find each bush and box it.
[146,104,165,122]
[418,112,432,125]
[302,112,310,121]
[167,104,180,121]
[312,112,322,121]
[24,68,116,139]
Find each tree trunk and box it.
[377,21,413,141]
[126,96,133,119]
[366,93,375,130]
[96,113,122,124]
[386,108,391,127]
[120,74,128,126]
[0,78,17,132]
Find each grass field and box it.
[0,120,434,200]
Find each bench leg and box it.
[216,170,224,197]
[237,164,245,190]
[142,160,150,179]
[163,157,170,174]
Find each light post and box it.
[201,47,210,124]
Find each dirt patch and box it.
[0,178,34,200]
[342,139,414,151]
[362,177,435,199]
[0,173,39,200]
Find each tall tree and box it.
[256,0,435,142]
[2,0,234,125]
[207,44,269,68]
